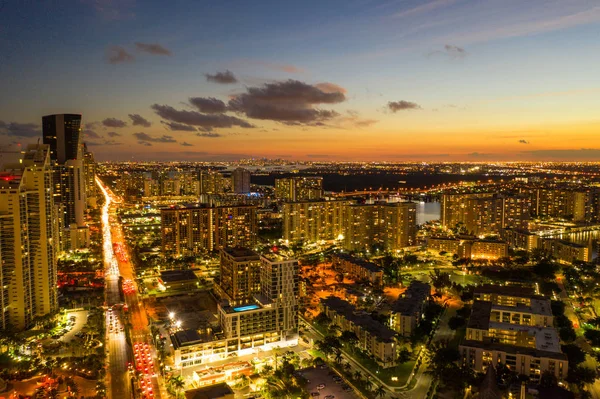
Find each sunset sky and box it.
[1,0,600,161]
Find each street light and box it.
[169,312,175,320]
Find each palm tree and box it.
[364,378,373,391]
[334,350,343,364]
[353,371,362,382]
[168,374,185,398]
[375,385,386,398]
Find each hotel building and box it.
[171,253,299,368]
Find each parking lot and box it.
[59,310,89,343]
[300,365,360,399]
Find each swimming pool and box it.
[233,304,260,312]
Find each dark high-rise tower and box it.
[42,114,82,163]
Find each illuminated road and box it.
[97,177,163,399]
[98,177,133,399]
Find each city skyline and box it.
[1,0,600,161]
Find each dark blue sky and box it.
[1,0,600,161]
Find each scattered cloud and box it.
[107,131,121,137]
[393,0,457,18]
[161,121,197,132]
[106,46,134,64]
[315,82,347,94]
[128,113,152,127]
[228,79,346,125]
[518,139,530,144]
[152,104,253,129]
[133,132,177,143]
[102,117,127,128]
[134,42,172,56]
[138,141,152,146]
[197,132,223,138]
[83,129,101,139]
[0,121,41,137]
[387,100,421,112]
[444,44,467,59]
[189,97,228,114]
[180,142,193,147]
[82,0,135,20]
[86,139,123,146]
[205,70,238,84]
[428,44,467,59]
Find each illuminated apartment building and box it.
[275,176,323,201]
[343,202,417,252]
[441,193,530,235]
[460,286,567,381]
[231,167,251,194]
[541,239,591,263]
[161,204,257,256]
[282,199,350,243]
[331,253,383,286]
[390,281,431,337]
[198,169,226,195]
[172,254,299,368]
[216,247,262,305]
[321,296,397,368]
[0,145,58,330]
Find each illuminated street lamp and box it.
[169,312,175,320]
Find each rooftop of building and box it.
[261,252,297,263]
[219,299,268,314]
[333,253,382,273]
[474,284,536,298]
[184,383,234,399]
[460,338,567,361]
[222,247,260,260]
[171,329,213,349]
[467,301,493,330]
[159,269,198,283]
[321,296,396,342]
[392,281,431,315]
[545,239,587,249]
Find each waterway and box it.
[416,201,441,225]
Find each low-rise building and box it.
[460,286,568,381]
[501,228,540,252]
[158,270,199,292]
[390,281,430,337]
[332,253,383,286]
[541,239,591,264]
[185,382,234,399]
[427,236,508,260]
[321,296,397,368]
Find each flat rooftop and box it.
[467,301,493,330]
[392,281,431,316]
[185,382,234,399]
[222,247,259,260]
[261,253,296,263]
[474,284,536,298]
[160,269,198,283]
[171,329,213,349]
[322,296,396,342]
